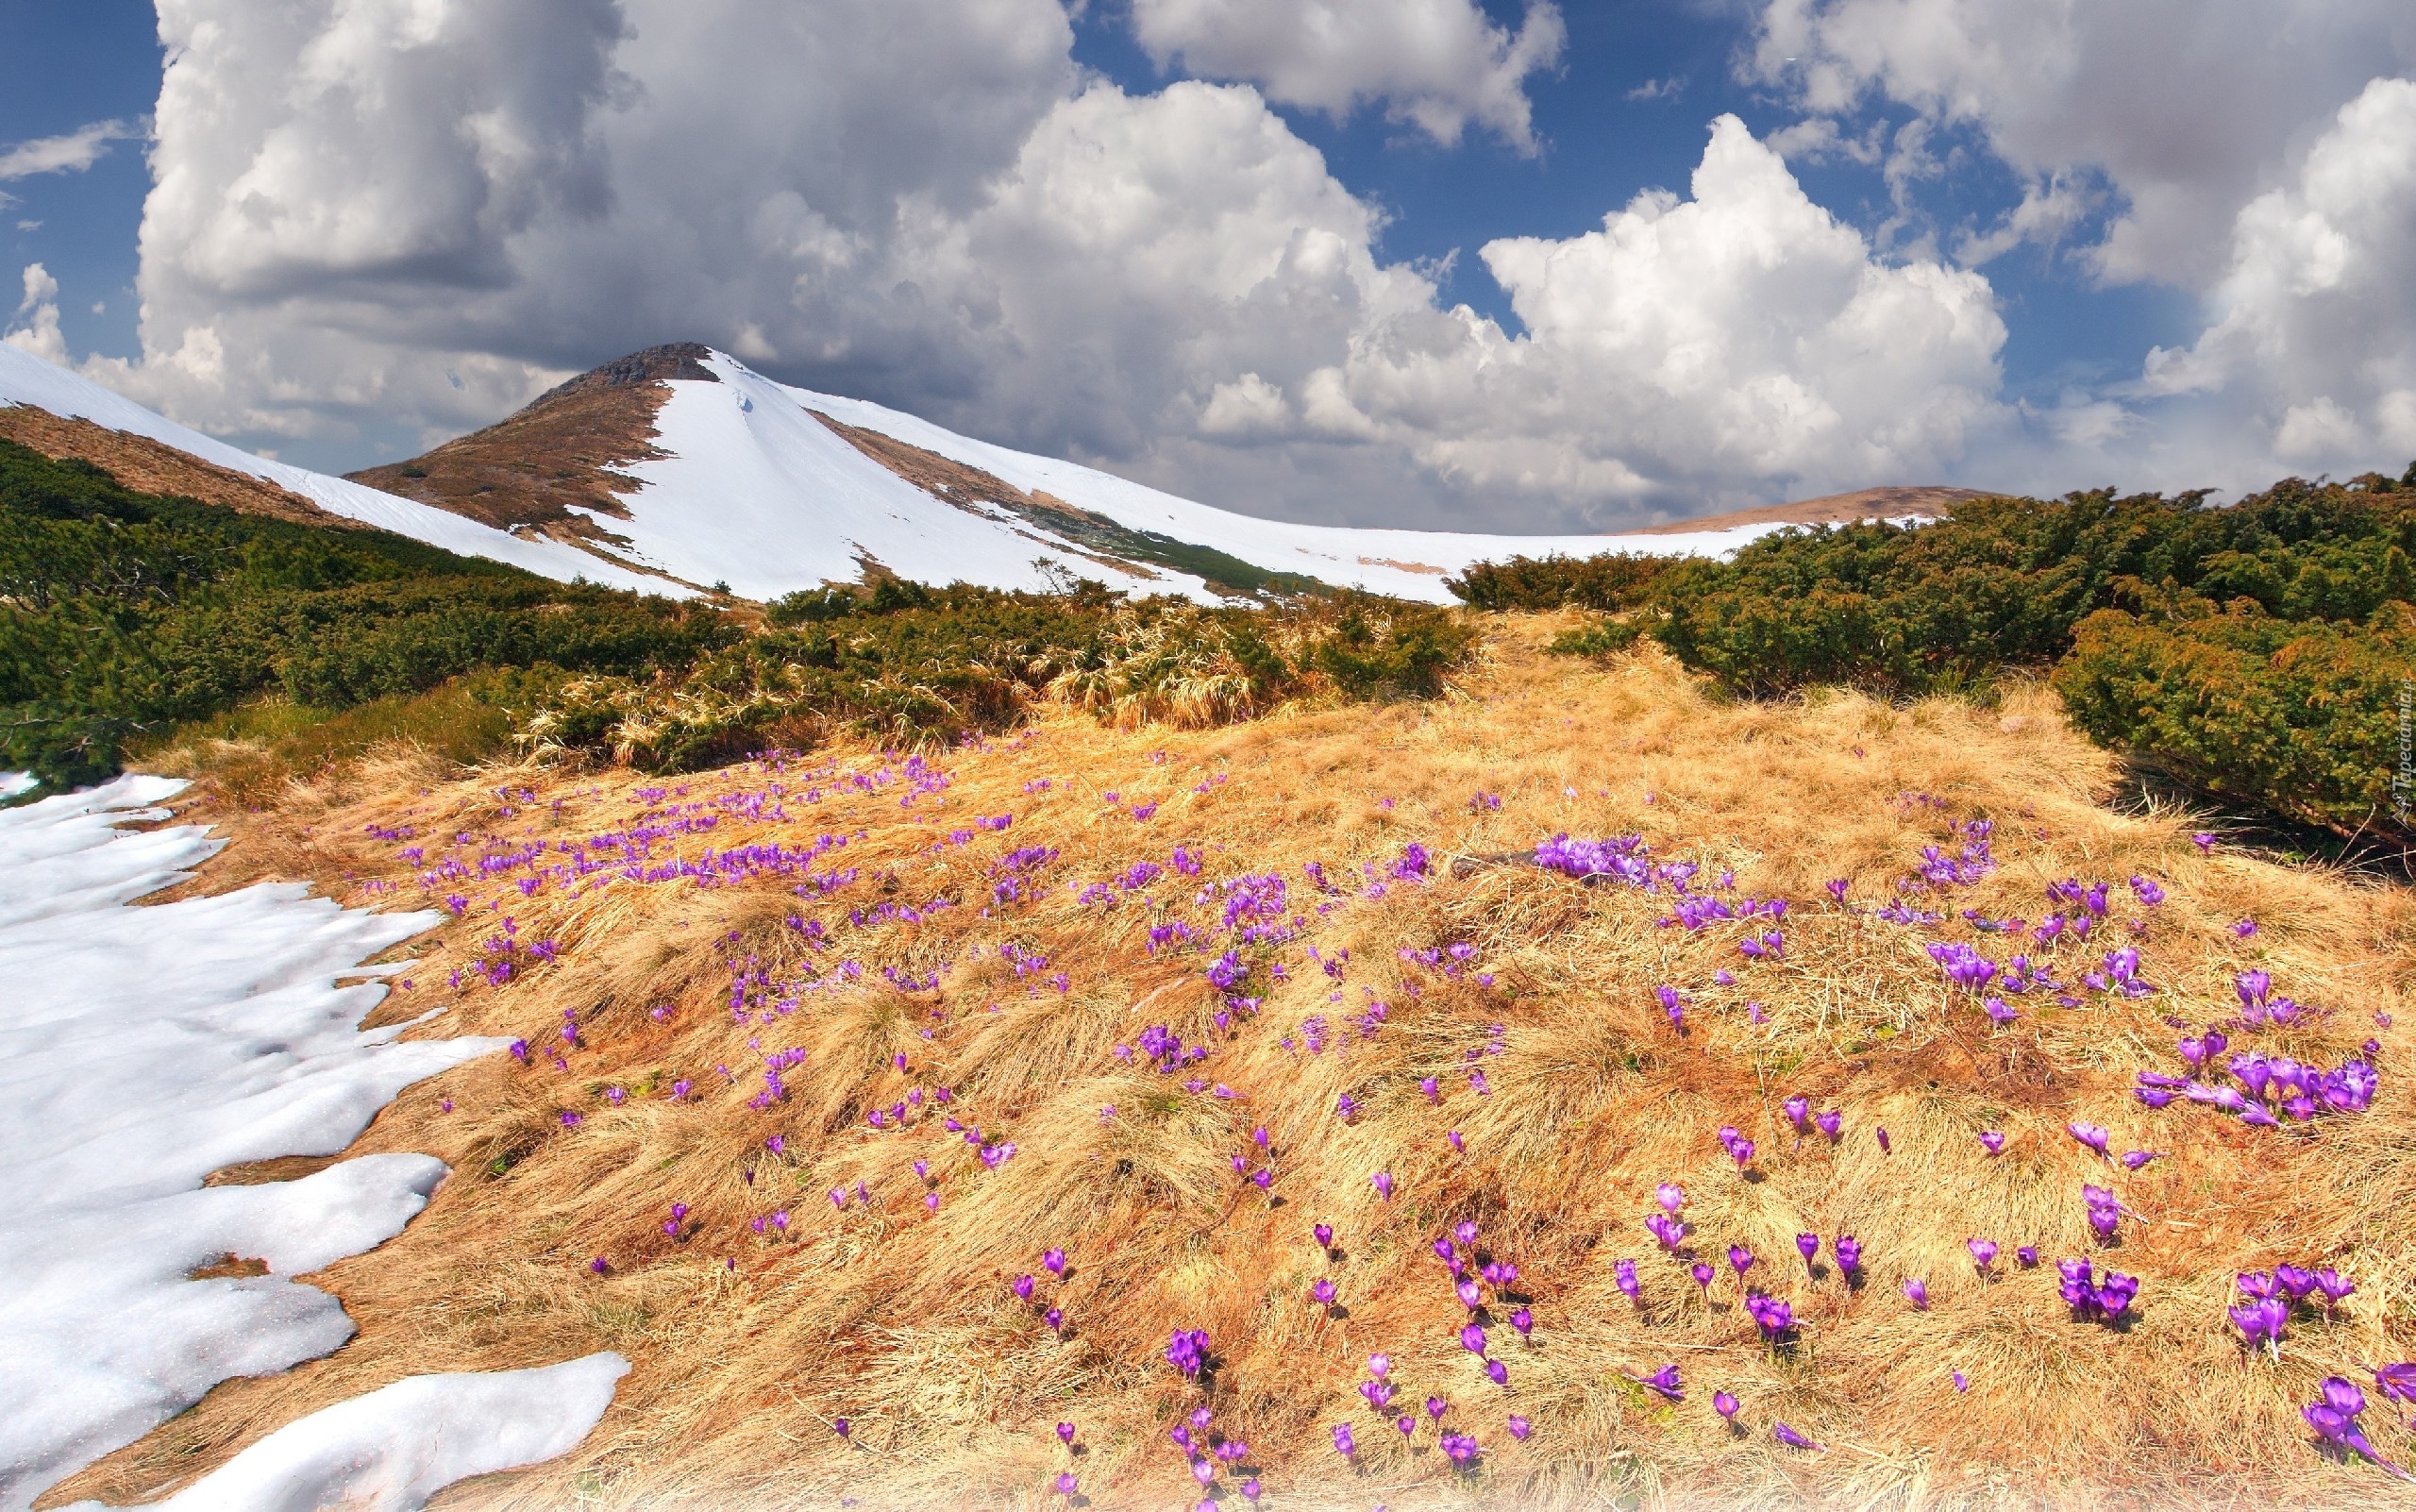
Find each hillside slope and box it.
[0,345,674,596]
[54,626,2416,1511]
[360,346,1993,604]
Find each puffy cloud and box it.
[79,0,2010,529]
[104,0,1078,442]
[1322,116,2008,510]
[4,263,69,365]
[1125,0,1566,152]
[1748,0,2416,285]
[2137,76,2416,479]
[0,121,139,184]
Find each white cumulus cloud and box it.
[4,263,68,365]
[1748,0,2416,286]
[2138,76,2416,479]
[1326,115,2008,509]
[70,0,2013,529]
[1126,0,1566,152]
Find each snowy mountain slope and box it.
[780,361,1790,604]
[6,339,1925,609]
[590,357,1219,602]
[0,345,678,596]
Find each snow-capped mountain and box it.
[6,342,1975,604]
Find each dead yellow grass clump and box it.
[49,621,2416,1512]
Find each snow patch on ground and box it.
[0,776,524,1510]
[62,1353,629,1512]
[0,345,676,596]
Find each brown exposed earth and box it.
[345,343,719,548]
[1625,484,1992,536]
[0,405,359,529]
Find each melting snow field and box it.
[0,777,623,1512]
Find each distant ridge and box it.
[1625,485,1990,536]
[350,344,1992,605]
[1,337,1997,607]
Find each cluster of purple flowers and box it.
[2139,1030,2378,1129]
[2055,1259,2139,1325]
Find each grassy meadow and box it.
[51,618,2416,1512]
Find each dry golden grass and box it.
[49,618,2416,1512]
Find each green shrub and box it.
[0,439,731,786]
[1447,552,1672,612]
[529,590,1477,773]
[2055,603,2413,837]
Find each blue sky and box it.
[2,1,2409,526]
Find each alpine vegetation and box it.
[51,596,2412,1511]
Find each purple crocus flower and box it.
[1729,1244,1754,1276]
[2122,1151,2161,1170]
[1315,1221,1334,1250]
[1313,1279,1338,1307]
[1835,1235,1862,1274]
[2374,1364,2416,1406]
[1714,1390,1739,1420]
[1978,1130,2005,1156]
[1015,1274,1036,1301]
[1656,1182,1686,1215]
[1875,1127,1891,1154]
[1784,1095,1811,1132]
[1615,1259,1640,1301]
[1797,1233,1820,1267]
[1053,1471,1077,1497]
[1510,1307,1533,1337]
[1507,1415,1533,1440]
[1774,1422,1822,1451]
[1166,1328,1210,1377]
[1969,1238,1999,1271]
[1815,1110,1842,1142]
[1462,1322,1487,1356]
[1057,1421,1076,1445]
[1904,1278,1929,1309]
[1747,1295,1793,1338]
[1691,1262,1715,1294]
[1331,1422,1355,1457]
[2067,1121,2110,1157]
[1043,1248,1066,1276]
[1637,1363,1684,1402]
[833,1419,850,1438]
[1368,1352,1392,1379]
[2305,1378,2412,1479]
[1372,1170,1395,1201]
[2083,1184,2121,1244]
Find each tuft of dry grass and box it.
[47,618,2416,1512]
